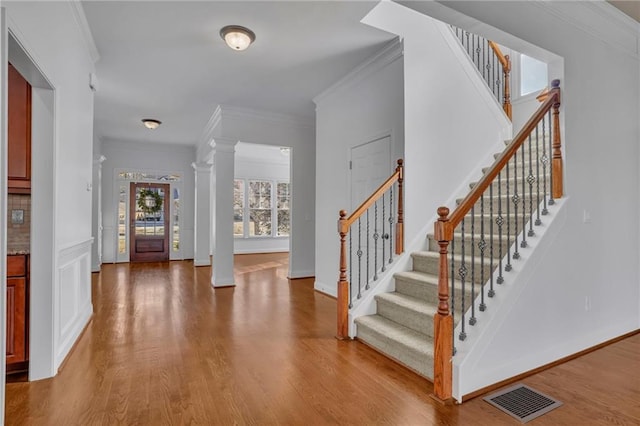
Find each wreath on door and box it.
[137,188,163,215]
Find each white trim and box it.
[68,1,100,64]
[221,105,314,129]
[314,38,403,106]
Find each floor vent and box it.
[483,384,563,423]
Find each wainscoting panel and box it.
[55,238,93,369]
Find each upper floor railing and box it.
[336,159,404,339]
[452,27,512,120]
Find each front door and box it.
[130,182,170,262]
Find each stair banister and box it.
[432,80,562,402]
[336,159,405,340]
[487,41,512,120]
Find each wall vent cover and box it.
[483,384,563,423]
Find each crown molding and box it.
[68,1,100,64]
[313,38,403,106]
[220,105,315,129]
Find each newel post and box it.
[550,79,563,199]
[395,159,404,255]
[336,210,350,340]
[503,55,512,120]
[432,207,453,403]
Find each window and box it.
[249,180,272,236]
[234,180,245,237]
[277,182,290,236]
[520,54,548,97]
[233,179,290,238]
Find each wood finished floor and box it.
[5,253,640,425]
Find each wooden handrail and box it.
[488,41,512,120]
[336,159,404,339]
[432,80,563,402]
[447,80,561,235]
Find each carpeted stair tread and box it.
[355,314,434,379]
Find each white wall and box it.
[197,106,315,279]
[234,148,290,254]
[2,0,97,391]
[101,140,196,262]
[399,0,640,399]
[314,40,405,296]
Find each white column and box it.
[91,155,106,272]
[192,162,212,266]
[211,138,237,287]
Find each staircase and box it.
[355,137,552,380]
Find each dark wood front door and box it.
[130,183,170,262]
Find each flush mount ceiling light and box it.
[220,25,256,51]
[142,119,162,130]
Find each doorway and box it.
[129,182,170,262]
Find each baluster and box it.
[548,106,555,206]
[469,206,477,326]
[535,116,543,225]
[373,201,379,280]
[479,193,487,311]
[357,218,362,299]
[492,50,497,97]
[388,186,394,264]
[505,160,512,272]
[450,237,455,347]
[366,209,370,290]
[496,171,504,284]
[542,110,550,215]
[465,31,470,58]
[519,140,527,249]
[381,193,386,272]
[512,150,520,260]
[528,129,536,237]
[459,217,467,341]
[489,180,495,297]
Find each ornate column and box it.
[211,138,238,287]
[192,162,212,266]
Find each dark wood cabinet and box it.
[6,255,28,372]
[8,63,32,194]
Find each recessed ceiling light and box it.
[142,119,162,130]
[220,25,256,51]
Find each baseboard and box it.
[461,328,640,402]
[314,288,336,299]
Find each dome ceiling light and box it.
[142,119,162,130]
[220,25,256,51]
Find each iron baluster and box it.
[528,129,536,237]
[366,209,370,290]
[450,237,456,354]
[542,111,549,215]
[496,170,504,284]
[470,206,477,326]
[459,218,467,341]
[505,160,512,272]
[512,151,520,260]
[535,116,543,225]
[357,218,362,299]
[479,193,486,311]
[381,193,386,272]
[373,201,379,281]
[489,179,495,297]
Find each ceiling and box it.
[82,1,396,147]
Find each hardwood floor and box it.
[5,253,640,425]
